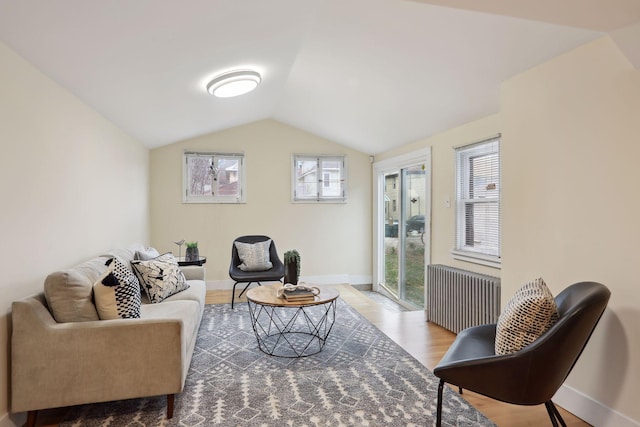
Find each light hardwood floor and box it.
[218,285,591,427]
[33,286,591,426]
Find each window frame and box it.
[452,136,501,268]
[291,154,347,203]
[182,151,246,204]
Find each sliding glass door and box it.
[376,151,430,309]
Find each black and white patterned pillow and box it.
[131,253,189,303]
[93,257,142,320]
[235,240,273,271]
[495,277,559,355]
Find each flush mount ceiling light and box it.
[206,70,261,98]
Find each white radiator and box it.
[426,264,501,333]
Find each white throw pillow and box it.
[93,257,142,320]
[134,247,160,261]
[235,240,273,272]
[131,253,189,303]
[495,277,559,355]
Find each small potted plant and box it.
[185,241,199,262]
[284,249,300,285]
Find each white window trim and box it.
[183,151,246,204]
[291,154,347,203]
[452,136,501,268]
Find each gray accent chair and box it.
[229,235,284,308]
[433,281,610,427]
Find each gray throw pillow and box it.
[235,240,273,272]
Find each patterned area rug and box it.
[62,300,495,426]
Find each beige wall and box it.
[377,35,640,425]
[375,114,502,278]
[149,119,372,286]
[0,42,149,424]
[502,36,640,424]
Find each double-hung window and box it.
[453,136,501,266]
[183,152,245,203]
[292,154,346,202]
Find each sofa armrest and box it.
[180,265,205,281]
[11,295,186,412]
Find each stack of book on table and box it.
[283,287,317,302]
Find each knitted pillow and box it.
[93,257,142,320]
[235,240,273,271]
[131,253,189,303]
[495,277,559,355]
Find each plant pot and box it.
[185,247,199,262]
[284,261,299,285]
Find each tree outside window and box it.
[183,152,245,203]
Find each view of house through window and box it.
[183,152,245,203]
[454,137,500,265]
[382,164,426,308]
[293,155,346,202]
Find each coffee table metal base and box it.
[247,299,337,357]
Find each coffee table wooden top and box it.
[246,283,339,307]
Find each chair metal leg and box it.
[436,379,444,427]
[238,281,257,298]
[231,282,241,308]
[545,401,567,427]
[231,281,254,308]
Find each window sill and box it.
[291,199,347,204]
[451,250,501,269]
[182,200,246,204]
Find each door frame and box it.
[372,148,431,308]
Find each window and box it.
[183,152,245,203]
[292,154,346,202]
[454,136,500,266]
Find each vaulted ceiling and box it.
[1,0,638,154]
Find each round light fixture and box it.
[206,70,261,98]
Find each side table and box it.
[176,256,207,266]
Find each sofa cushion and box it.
[495,277,559,355]
[93,257,142,320]
[44,257,105,322]
[235,239,273,271]
[131,253,189,303]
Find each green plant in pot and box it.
[284,249,300,285]
[185,241,199,262]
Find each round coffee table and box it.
[246,283,340,357]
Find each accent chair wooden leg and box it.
[26,410,37,427]
[167,394,175,419]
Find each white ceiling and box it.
[0,0,637,154]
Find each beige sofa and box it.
[10,245,206,426]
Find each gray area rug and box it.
[62,300,495,426]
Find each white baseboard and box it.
[206,275,372,291]
[0,411,23,427]
[554,384,639,427]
